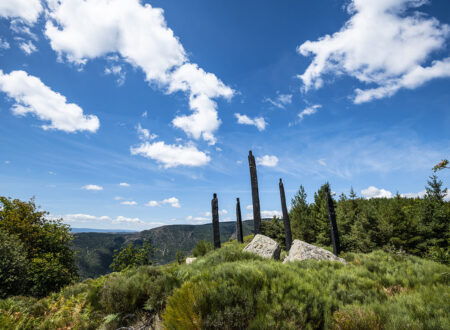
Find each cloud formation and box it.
[62,213,143,224]
[82,184,103,191]
[130,141,210,168]
[120,200,137,205]
[0,70,100,132]
[45,0,233,144]
[265,93,292,109]
[256,155,279,167]
[234,113,267,131]
[146,197,181,208]
[298,0,450,103]
[0,0,42,24]
[298,104,321,121]
[361,186,392,199]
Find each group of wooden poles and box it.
[211,150,341,256]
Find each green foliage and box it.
[0,196,78,298]
[289,177,450,262]
[191,239,213,257]
[176,250,186,264]
[0,231,28,298]
[110,240,154,272]
[261,216,286,249]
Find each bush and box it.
[191,240,213,257]
[110,240,154,272]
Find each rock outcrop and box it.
[185,257,197,264]
[243,234,281,259]
[283,240,346,264]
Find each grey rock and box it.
[185,257,197,264]
[283,240,346,264]
[243,234,281,259]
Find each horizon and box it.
[1,0,449,230]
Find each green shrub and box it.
[191,240,213,257]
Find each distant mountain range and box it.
[72,220,258,279]
[71,228,138,233]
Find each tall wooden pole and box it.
[248,150,261,234]
[325,185,340,255]
[236,198,244,243]
[279,178,292,251]
[211,193,221,249]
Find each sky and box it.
[0,0,449,230]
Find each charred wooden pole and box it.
[325,185,340,256]
[211,193,221,249]
[279,178,292,251]
[248,150,262,234]
[236,198,244,243]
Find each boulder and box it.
[283,240,346,264]
[243,234,281,260]
[185,257,197,264]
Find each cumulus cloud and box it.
[361,186,392,199]
[130,141,210,168]
[401,190,426,198]
[0,0,42,25]
[234,113,267,131]
[104,64,126,86]
[137,123,157,141]
[203,209,228,217]
[0,38,10,50]
[0,70,100,132]
[246,210,282,219]
[119,182,130,187]
[146,197,181,208]
[265,93,292,109]
[186,215,209,222]
[256,155,279,167]
[298,104,321,121]
[82,184,103,191]
[120,200,137,205]
[298,0,450,103]
[45,0,233,144]
[62,213,143,224]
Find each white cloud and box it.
[120,200,137,205]
[186,215,209,222]
[0,70,100,132]
[256,155,279,167]
[119,182,130,187]
[401,190,426,198]
[0,38,10,50]
[130,141,210,168]
[361,186,392,199]
[113,215,142,223]
[246,205,253,210]
[136,123,157,141]
[18,40,37,55]
[298,0,450,102]
[82,184,103,191]
[234,113,267,131]
[104,64,125,86]
[114,196,122,200]
[246,210,282,219]
[142,111,147,118]
[298,104,321,121]
[146,197,181,208]
[203,209,227,217]
[45,0,233,144]
[265,93,292,109]
[62,213,142,224]
[0,0,42,25]
[318,158,327,166]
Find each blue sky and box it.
[0,0,449,230]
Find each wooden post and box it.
[211,193,221,249]
[236,198,244,243]
[325,185,340,255]
[248,150,261,234]
[279,178,292,251]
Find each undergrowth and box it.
[1,242,449,329]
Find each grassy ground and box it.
[1,241,449,329]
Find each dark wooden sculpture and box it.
[325,185,340,256]
[211,193,221,249]
[236,197,244,243]
[248,150,261,234]
[279,178,292,251]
